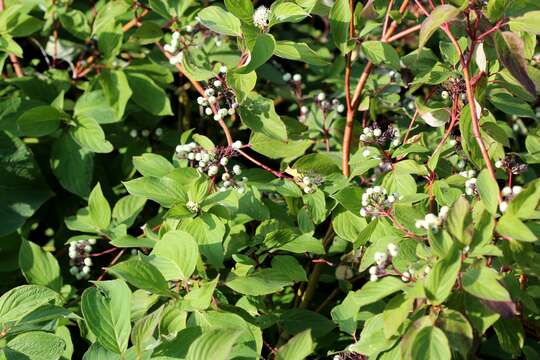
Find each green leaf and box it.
[361,41,400,70]
[493,318,524,357]
[0,34,23,57]
[98,70,132,122]
[279,309,335,339]
[17,105,63,137]
[436,309,474,359]
[70,115,113,153]
[197,6,242,36]
[50,133,94,197]
[352,276,406,307]
[476,169,499,215]
[238,93,287,141]
[112,195,146,227]
[496,214,537,242]
[411,326,451,360]
[329,0,352,54]
[509,11,540,34]
[131,306,163,356]
[383,293,414,339]
[18,239,62,292]
[5,331,66,360]
[150,230,199,280]
[181,277,218,311]
[81,280,131,354]
[226,269,293,296]
[59,9,91,40]
[425,245,461,304]
[250,131,311,160]
[419,5,460,49]
[133,153,174,177]
[224,0,254,23]
[237,34,275,74]
[489,91,535,118]
[123,176,187,208]
[274,41,330,66]
[446,197,472,245]
[92,0,129,35]
[74,90,116,125]
[88,183,111,230]
[462,267,512,302]
[126,72,172,116]
[486,0,508,22]
[0,131,50,236]
[276,329,314,360]
[186,329,243,360]
[131,22,163,45]
[0,285,59,324]
[108,256,175,297]
[270,3,308,26]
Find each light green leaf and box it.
[18,239,62,292]
[462,267,512,302]
[476,169,499,215]
[411,326,451,360]
[133,153,174,177]
[81,280,131,354]
[276,329,314,360]
[108,257,175,297]
[329,0,352,54]
[425,245,461,304]
[274,41,330,66]
[186,329,243,360]
[150,230,199,280]
[6,331,66,360]
[197,6,242,36]
[361,41,400,70]
[0,285,59,324]
[238,93,287,141]
[123,176,187,208]
[270,3,308,26]
[509,11,540,34]
[88,183,111,230]
[496,214,537,242]
[237,34,275,74]
[70,115,113,153]
[419,5,460,49]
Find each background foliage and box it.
[1,0,540,358]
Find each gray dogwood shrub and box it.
[1,0,540,358]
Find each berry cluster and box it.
[499,185,522,213]
[359,125,401,147]
[359,186,399,218]
[186,200,200,214]
[282,72,302,83]
[175,140,248,193]
[253,5,271,30]
[495,155,528,175]
[315,92,345,114]
[298,173,323,194]
[164,32,183,65]
[369,243,400,281]
[129,128,162,139]
[415,206,450,231]
[197,68,239,122]
[68,239,96,280]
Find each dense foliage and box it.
[1,0,540,358]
